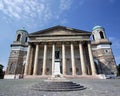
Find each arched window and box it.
[25,37,27,42]
[17,34,21,41]
[93,35,95,40]
[100,31,104,39]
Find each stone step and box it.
[32,80,86,91]
[33,82,80,87]
[33,84,82,89]
[32,86,85,91]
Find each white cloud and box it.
[59,0,73,12]
[0,1,4,9]
[0,0,74,29]
[0,0,46,19]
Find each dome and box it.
[17,27,28,33]
[92,25,104,31]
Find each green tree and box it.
[117,64,120,76]
[0,64,4,79]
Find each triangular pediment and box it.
[29,25,91,36]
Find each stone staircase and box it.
[32,80,86,91]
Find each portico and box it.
[5,25,117,79]
[24,26,97,77]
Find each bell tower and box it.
[92,25,106,40]
[6,28,28,75]
[92,25,117,75]
[15,28,28,43]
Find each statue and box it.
[55,50,60,59]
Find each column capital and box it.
[61,42,66,44]
[52,42,56,45]
[70,41,74,44]
[79,41,84,44]
[87,41,91,44]
[28,42,33,45]
[44,42,47,44]
[34,42,40,45]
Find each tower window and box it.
[104,49,110,54]
[100,31,104,39]
[25,37,27,42]
[17,34,21,41]
[93,35,95,40]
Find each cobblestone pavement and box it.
[0,78,120,96]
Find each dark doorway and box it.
[94,62,99,74]
[60,65,62,74]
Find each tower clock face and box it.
[104,49,110,54]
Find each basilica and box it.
[5,25,117,78]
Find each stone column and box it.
[42,44,47,75]
[28,47,34,75]
[79,42,87,75]
[24,44,31,75]
[52,43,55,75]
[88,42,97,75]
[33,44,39,75]
[62,43,66,75]
[71,42,76,75]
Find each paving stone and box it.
[0,78,120,96]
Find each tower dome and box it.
[15,28,28,43]
[92,25,105,31]
[92,25,106,41]
[17,28,28,33]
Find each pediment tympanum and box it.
[29,26,91,37]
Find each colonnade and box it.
[24,41,97,76]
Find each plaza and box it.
[0,78,120,96]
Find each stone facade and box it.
[5,25,117,78]
[92,26,117,75]
[6,29,28,75]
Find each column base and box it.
[33,74,38,76]
[82,73,87,75]
[42,74,46,76]
[92,73,97,76]
[24,73,27,75]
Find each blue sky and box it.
[0,0,120,70]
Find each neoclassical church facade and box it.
[5,25,117,78]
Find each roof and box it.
[29,25,91,37]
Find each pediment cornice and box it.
[29,25,91,37]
